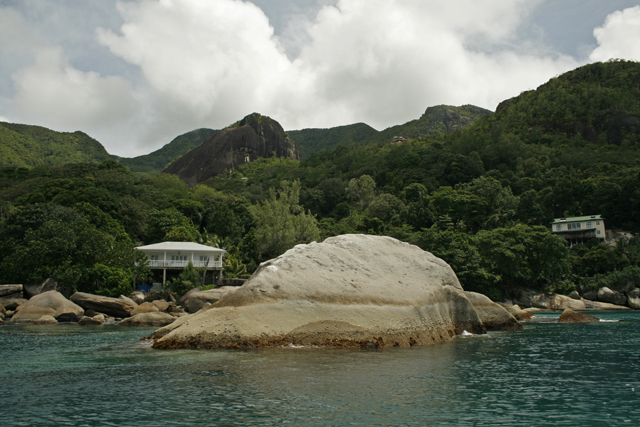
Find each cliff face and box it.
[163,113,299,185]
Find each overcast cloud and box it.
[1,0,639,157]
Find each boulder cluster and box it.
[512,288,636,312]
[0,284,194,327]
[4,234,633,347]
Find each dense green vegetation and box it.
[289,104,491,159]
[1,60,640,301]
[0,122,110,167]
[118,128,217,175]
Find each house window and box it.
[200,256,209,262]
[171,255,187,261]
[586,221,593,228]
[597,230,601,235]
[596,221,600,225]
[555,224,562,231]
[150,255,159,261]
[567,223,581,230]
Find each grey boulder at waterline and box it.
[152,234,489,349]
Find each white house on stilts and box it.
[135,242,226,290]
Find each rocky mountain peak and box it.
[163,113,299,186]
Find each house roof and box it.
[552,215,603,224]
[135,241,226,253]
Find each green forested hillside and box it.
[1,60,640,302]
[0,122,111,167]
[118,128,217,175]
[288,105,491,159]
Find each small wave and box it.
[460,330,475,336]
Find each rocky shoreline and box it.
[2,235,637,343]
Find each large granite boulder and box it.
[628,288,640,310]
[597,287,627,306]
[17,290,84,322]
[119,312,176,327]
[182,287,239,313]
[466,292,522,331]
[70,292,137,318]
[11,306,57,323]
[131,302,160,315]
[23,278,57,299]
[558,309,600,323]
[152,234,485,349]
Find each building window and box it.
[597,230,601,235]
[567,223,581,230]
[200,256,209,262]
[171,255,187,261]
[586,221,593,228]
[555,224,562,231]
[150,255,158,261]
[596,221,600,225]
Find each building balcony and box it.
[145,260,223,269]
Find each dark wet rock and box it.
[1,298,28,311]
[130,291,145,305]
[558,309,600,323]
[569,291,581,300]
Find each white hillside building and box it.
[135,241,226,287]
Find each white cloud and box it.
[12,46,137,130]
[2,0,587,156]
[96,0,578,142]
[590,6,640,62]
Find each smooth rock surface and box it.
[183,287,238,313]
[0,284,23,299]
[119,312,176,327]
[33,315,58,325]
[152,300,169,312]
[628,288,640,310]
[11,306,57,323]
[597,287,627,306]
[20,290,84,322]
[153,234,485,349]
[558,309,600,323]
[70,292,137,318]
[466,292,522,331]
[131,302,160,315]
[501,304,533,320]
[78,315,105,325]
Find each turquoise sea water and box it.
[1,311,639,426]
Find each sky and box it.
[1,0,640,158]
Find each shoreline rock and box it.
[70,292,137,318]
[558,309,600,323]
[466,292,523,331]
[152,234,486,349]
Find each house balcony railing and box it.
[145,260,223,269]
